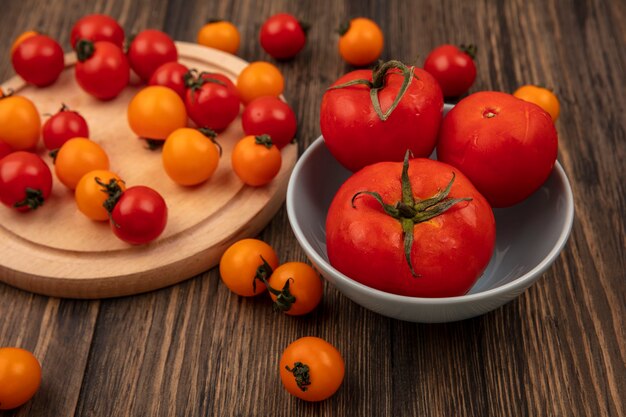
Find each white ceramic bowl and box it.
[286,126,574,323]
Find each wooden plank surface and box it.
[0,0,624,416]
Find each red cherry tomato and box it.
[70,14,125,49]
[424,44,477,98]
[148,62,189,100]
[0,152,53,212]
[128,30,178,82]
[110,186,168,245]
[242,97,296,149]
[42,104,89,150]
[184,71,240,131]
[259,13,306,60]
[11,34,64,87]
[75,40,130,100]
[0,141,12,159]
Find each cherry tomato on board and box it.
[128,29,178,82]
[42,104,89,151]
[236,61,284,104]
[264,262,323,316]
[197,20,240,54]
[127,86,187,141]
[326,154,496,297]
[11,34,64,87]
[260,13,306,60]
[0,152,52,212]
[75,170,125,221]
[279,337,344,402]
[513,85,560,121]
[54,137,109,190]
[0,94,40,151]
[108,185,168,245]
[231,134,281,187]
[338,17,383,66]
[241,96,296,149]
[437,91,558,207]
[0,347,42,410]
[423,44,477,97]
[162,128,221,186]
[219,238,279,297]
[70,14,125,49]
[148,62,189,100]
[10,30,38,55]
[74,40,130,100]
[0,141,12,160]
[184,71,240,131]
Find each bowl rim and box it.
[286,136,575,305]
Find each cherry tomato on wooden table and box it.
[262,262,323,315]
[197,20,240,54]
[326,153,496,297]
[128,29,178,82]
[162,128,221,186]
[236,61,284,104]
[74,40,130,100]
[127,86,188,143]
[0,347,42,410]
[424,44,477,98]
[231,134,282,186]
[11,33,64,87]
[338,17,383,66]
[54,137,109,190]
[279,337,344,402]
[219,238,279,296]
[70,14,125,49]
[0,152,52,212]
[0,93,40,151]
[437,91,558,207]
[260,13,307,60]
[320,59,443,172]
[75,170,125,221]
[184,70,240,131]
[42,104,89,151]
[148,62,189,100]
[242,96,296,149]
[513,85,560,121]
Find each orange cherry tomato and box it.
[513,85,560,121]
[0,94,40,151]
[231,134,282,186]
[55,138,109,190]
[127,86,187,140]
[279,337,344,402]
[219,238,279,296]
[162,128,221,186]
[236,61,284,104]
[75,170,125,221]
[0,347,42,410]
[197,20,240,54]
[267,262,323,315]
[10,30,38,56]
[338,17,384,66]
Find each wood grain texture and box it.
[0,0,624,416]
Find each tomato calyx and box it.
[75,39,96,62]
[95,176,125,219]
[328,59,417,121]
[198,127,223,156]
[254,134,274,149]
[183,69,227,97]
[459,44,477,60]
[13,187,45,210]
[285,361,312,392]
[252,255,274,293]
[351,151,472,276]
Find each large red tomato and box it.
[437,91,558,208]
[184,71,240,131]
[70,14,125,48]
[75,40,130,100]
[320,60,443,172]
[326,155,495,298]
[127,30,178,82]
[11,34,64,87]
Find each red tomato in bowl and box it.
[42,104,89,150]
[437,91,558,208]
[148,62,189,99]
[0,152,53,212]
[11,34,64,87]
[320,60,443,172]
[184,71,240,131]
[128,30,178,82]
[241,96,296,149]
[70,14,125,48]
[326,156,495,298]
[424,44,477,97]
[109,186,167,245]
[75,40,130,100]
[259,13,306,60]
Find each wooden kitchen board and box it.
[0,42,297,299]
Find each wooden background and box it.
[0,0,624,416]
